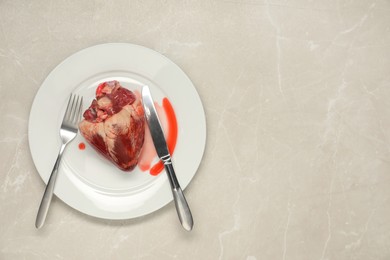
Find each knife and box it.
[141,86,194,231]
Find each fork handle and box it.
[35,143,66,229]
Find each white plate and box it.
[28,43,206,219]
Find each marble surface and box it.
[1,0,390,259]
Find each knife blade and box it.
[141,85,193,231]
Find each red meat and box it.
[79,81,145,171]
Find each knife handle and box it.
[164,163,194,231]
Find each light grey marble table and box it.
[1,0,390,259]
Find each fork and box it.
[35,94,83,229]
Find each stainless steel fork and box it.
[35,94,83,229]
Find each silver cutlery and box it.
[35,94,83,229]
[142,86,193,231]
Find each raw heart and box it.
[79,81,145,171]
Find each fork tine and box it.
[63,94,74,122]
[70,95,79,124]
[77,97,83,124]
[72,95,82,125]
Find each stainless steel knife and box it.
[141,85,193,231]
